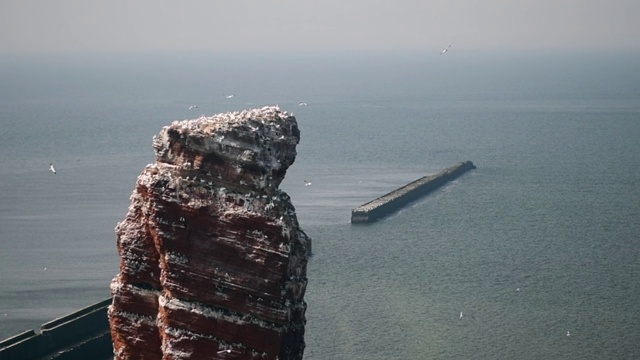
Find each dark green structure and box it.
[0,299,112,360]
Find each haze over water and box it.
[1,50,639,359]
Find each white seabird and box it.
[440,44,452,55]
[304,180,312,186]
[217,349,240,355]
[224,94,236,99]
[566,331,570,336]
[459,311,463,319]
[188,105,198,110]
[49,163,56,174]
[299,102,308,106]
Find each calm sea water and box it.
[1,50,639,359]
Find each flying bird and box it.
[224,94,236,99]
[304,180,312,186]
[299,102,308,106]
[440,44,452,55]
[188,105,198,110]
[49,163,56,174]
[217,349,240,355]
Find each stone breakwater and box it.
[351,161,476,223]
[108,106,311,360]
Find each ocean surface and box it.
[1,50,639,359]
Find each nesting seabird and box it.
[49,163,56,174]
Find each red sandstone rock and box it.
[109,106,311,359]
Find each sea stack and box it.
[108,106,311,359]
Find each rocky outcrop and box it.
[108,106,311,359]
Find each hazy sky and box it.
[1,0,639,54]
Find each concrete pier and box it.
[351,161,476,223]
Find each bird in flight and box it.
[299,102,308,106]
[217,349,240,355]
[188,105,198,110]
[304,180,312,186]
[49,163,56,174]
[224,94,236,99]
[440,44,452,55]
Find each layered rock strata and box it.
[108,106,311,360]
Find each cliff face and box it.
[108,106,311,359]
